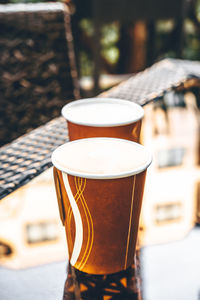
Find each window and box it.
[157,148,185,168]
[154,202,182,224]
[26,222,58,244]
[163,91,186,108]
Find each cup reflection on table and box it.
[52,138,151,275]
[61,98,144,143]
[63,255,142,300]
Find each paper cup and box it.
[61,98,144,142]
[52,138,151,274]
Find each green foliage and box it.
[100,23,120,66]
[79,20,120,76]
[80,51,94,77]
[101,23,119,47]
[183,19,200,60]
[80,19,94,37]
[3,0,200,76]
[101,47,119,65]
[196,0,200,22]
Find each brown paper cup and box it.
[61,98,144,142]
[52,138,151,274]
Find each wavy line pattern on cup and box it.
[62,173,83,266]
[63,175,94,270]
[66,177,86,249]
[75,177,94,271]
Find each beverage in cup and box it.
[61,98,144,142]
[52,137,152,274]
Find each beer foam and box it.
[61,98,144,127]
[52,138,152,179]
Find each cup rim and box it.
[51,137,152,179]
[61,98,144,127]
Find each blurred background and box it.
[2,0,200,145]
[2,0,200,95]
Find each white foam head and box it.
[52,138,152,179]
[61,98,144,127]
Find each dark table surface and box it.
[0,226,200,300]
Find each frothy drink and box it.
[52,138,150,178]
[62,98,143,126]
[52,138,151,274]
[61,98,144,142]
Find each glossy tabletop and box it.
[0,226,200,300]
